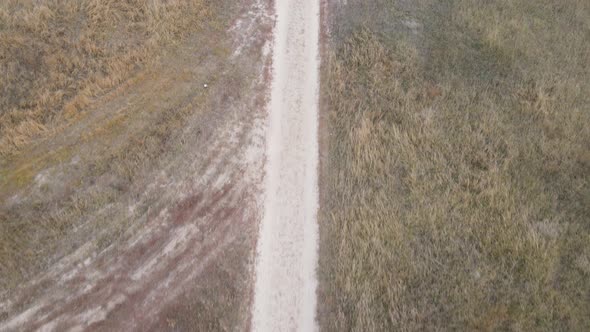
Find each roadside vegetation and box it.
[319,0,590,330]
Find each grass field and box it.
[319,0,590,330]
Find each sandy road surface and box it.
[252,0,321,331]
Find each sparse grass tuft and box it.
[320,1,590,330]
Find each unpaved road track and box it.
[252,0,321,331]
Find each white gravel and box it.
[251,0,321,331]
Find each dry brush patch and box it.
[319,0,590,331]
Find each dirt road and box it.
[251,0,321,331]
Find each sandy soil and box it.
[251,0,321,331]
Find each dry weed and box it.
[320,1,590,330]
[0,0,209,156]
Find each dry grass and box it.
[319,0,590,330]
[0,0,210,156]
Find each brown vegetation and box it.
[0,0,210,156]
[319,0,590,330]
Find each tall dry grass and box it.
[320,0,590,330]
[0,0,209,156]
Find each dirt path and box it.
[251,0,321,331]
